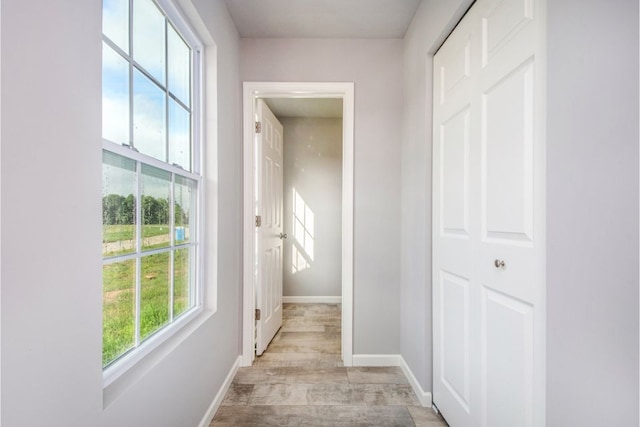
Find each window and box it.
[102,0,202,371]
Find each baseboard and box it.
[282,296,341,304]
[352,354,432,408]
[198,355,241,427]
[352,354,401,367]
[398,356,433,407]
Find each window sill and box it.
[102,306,214,408]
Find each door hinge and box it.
[255,308,261,320]
[255,121,262,133]
[255,215,262,227]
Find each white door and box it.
[256,99,284,356]
[433,0,545,426]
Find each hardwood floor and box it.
[209,303,448,426]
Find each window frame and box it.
[101,0,205,387]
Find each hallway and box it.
[209,303,448,426]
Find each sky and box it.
[102,0,192,171]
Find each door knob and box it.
[494,259,505,268]
[279,233,288,240]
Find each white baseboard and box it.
[283,296,342,304]
[398,356,433,407]
[198,355,241,427]
[352,354,432,408]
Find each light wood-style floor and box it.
[209,303,449,426]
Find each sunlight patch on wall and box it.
[291,245,309,274]
[291,188,314,274]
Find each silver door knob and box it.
[279,233,288,239]
[494,259,505,268]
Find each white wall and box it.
[546,0,639,425]
[0,0,243,425]
[400,0,473,392]
[241,39,403,354]
[1,0,103,425]
[281,117,342,298]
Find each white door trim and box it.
[241,81,355,367]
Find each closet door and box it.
[433,0,545,426]
[432,12,478,427]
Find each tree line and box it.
[103,194,188,225]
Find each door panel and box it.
[441,107,471,237]
[440,39,471,105]
[482,287,533,427]
[440,271,471,412]
[482,0,534,65]
[256,99,284,355]
[482,59,534,243]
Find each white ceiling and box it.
[264,98,343,118]
[223,0,422,39]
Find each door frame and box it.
[241,81,355,367]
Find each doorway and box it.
[241,82,355,367]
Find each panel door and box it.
[475,0,543,425]
[432,12,478,427]
[256,99,284,356]
[433,0,545,425]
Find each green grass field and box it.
[102,248,191,367]
[102,224,172,243]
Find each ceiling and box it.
[223,0,422,39]
[264,98,343,118]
